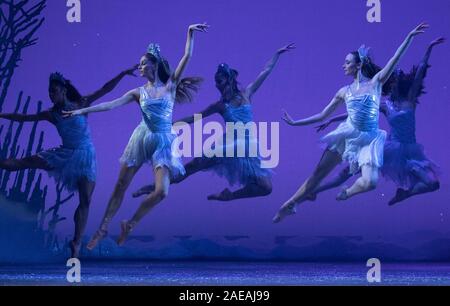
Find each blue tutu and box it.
[119,87,185,179]
[382,141,439,189]
[38,107,96,191]
[381,104,439,189]
[204,103,272,186]
[208,155,272,186]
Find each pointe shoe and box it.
[117,220,135,246]
[207,188,233,201]
[388,188,409,206]
[272,204,297,224]
[70,240,81,259]
[87,228,108,251]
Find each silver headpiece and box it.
[358,44,371,63]
[147,43,161,61]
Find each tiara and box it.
[358,44,371,62]
[147,43,161,61]
[217,63,231,75]
[49,72,66,85]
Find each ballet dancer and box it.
[0,66,137,257]
[273,23,429,223]
[132,43,295,201]
[310,37,444,205]
[64,23,209,248]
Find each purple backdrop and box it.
[5,0,450,238]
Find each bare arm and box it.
[174,102,221,125]
[82,65,138,107]
[316,103,387,128]
[0,111,51,122]
[315,113,348,132]
[172,23,209,84]
[282,88,345,127]
[245,43,295,99]
[328,113,348,123]
[315,102,389,132]
[63,89,139,117]
[374,22,429,85]
[408,37,445,100]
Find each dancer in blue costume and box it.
[0,67,137,257]
[64,23,209,248]
[273,23,429,223]
[309,37,444,206]
[132,43,295,202]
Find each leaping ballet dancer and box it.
[273,23,429,223]
[132,44,295,202]
[0,67,137,257]
[310,37,444,206]
[64,23,209,249]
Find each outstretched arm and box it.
[174,102,221,125]
[374,22,428,85]
[316,102,388,131]
[63,89,139,117]
[82,65,138,107]
[0,111,52,123]
[315,113,348,132]
[409,37,445,100]
[172,23,209,84]
[282,88,345,127]
[245,43,295,99]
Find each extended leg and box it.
[308,166,353,201]
[0,155,51,171]
[71,178,95,258]
[132,157,217,198]
[117,167,170,246]
[207,176,273,201]
[273,149,342,223]
[86,165,140,250]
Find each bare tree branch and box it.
[0,0,46,111]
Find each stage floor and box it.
[1,261,449,286]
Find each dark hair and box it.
[145,53,171,84]
[390,66,426,103]
[49,73,83,104]
[215,63,243,102]
[350,51,394,96]
[65,80,83,102]
[144,53,202,103]
[176,77,203,103]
